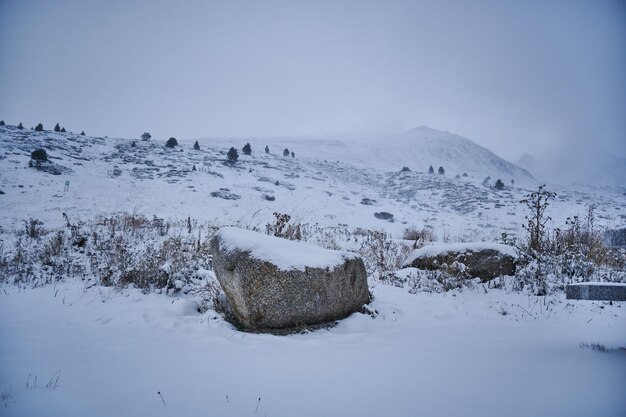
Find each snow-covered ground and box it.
[1,124,626,416]
[1,282,625,417]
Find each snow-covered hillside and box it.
[1,124,625,239]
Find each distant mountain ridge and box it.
[332,126,535,185]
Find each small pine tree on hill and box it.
[291,151,295,158]
[35,123,44,132]
[242,143,252,155]
[31,148,48,162]
[80,130,85,136]
[283,148,290,157]
[227,147,239,162]
[61,127,66,132]
[495,179,504,190]
[17,122,24,129]
[265,145,269,153]
[166,137,178,148]
[141,132,151,141]
[54,123,61,132]
[193,140,200,150]
[0,120,5,126]
[428,165,434,174]
[438,166,445,175]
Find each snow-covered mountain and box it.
[1,124,625,239]
[354,126,535,184]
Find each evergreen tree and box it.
[242,143,252,155]
[495,179,504,190]
[35,123,44,132]
[165,137,178,148]
[265,145,269,153]
[61,127,66,132]
[31,148,48,162]
[283,148,290,157]
[227,147,239,162]
[438,166,445,175]
[0,120,4,126]
[131,141,136,148]
[511,179,515,185]
[193,140,200,150]
[428,165,434,174]
[141,132,151,141]
[54,123,61,132]
[80,130,85,136]
[17,123,24,129]
[290,151,295,158]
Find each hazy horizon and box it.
[1,0,624,180]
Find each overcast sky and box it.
[1,0,624,163]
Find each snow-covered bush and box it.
[513,196,626,295]
[402,226,436,248]
[0,213,219,292]
[356,230,412,281]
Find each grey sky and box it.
[1,0,624,163]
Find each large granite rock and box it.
[402,242,517,281]
[210,227,370,331]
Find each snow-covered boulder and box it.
[210,227,370,331]
[402,242,517,281]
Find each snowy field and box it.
[1,282,625,417]
[1,125,626,416]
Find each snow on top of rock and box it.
[404,242,518,266]
[215,227,358,271]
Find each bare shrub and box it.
[265,212,302,241]
[402,226,436,249]
[520,185,556,254]
[23,218,44,239]
[0,213,216,290]
[357,230,412,280]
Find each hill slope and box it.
[0,124,624,240]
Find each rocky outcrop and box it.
[210,227,370,331]
[402,242,517,281]
[374,212,394,221]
